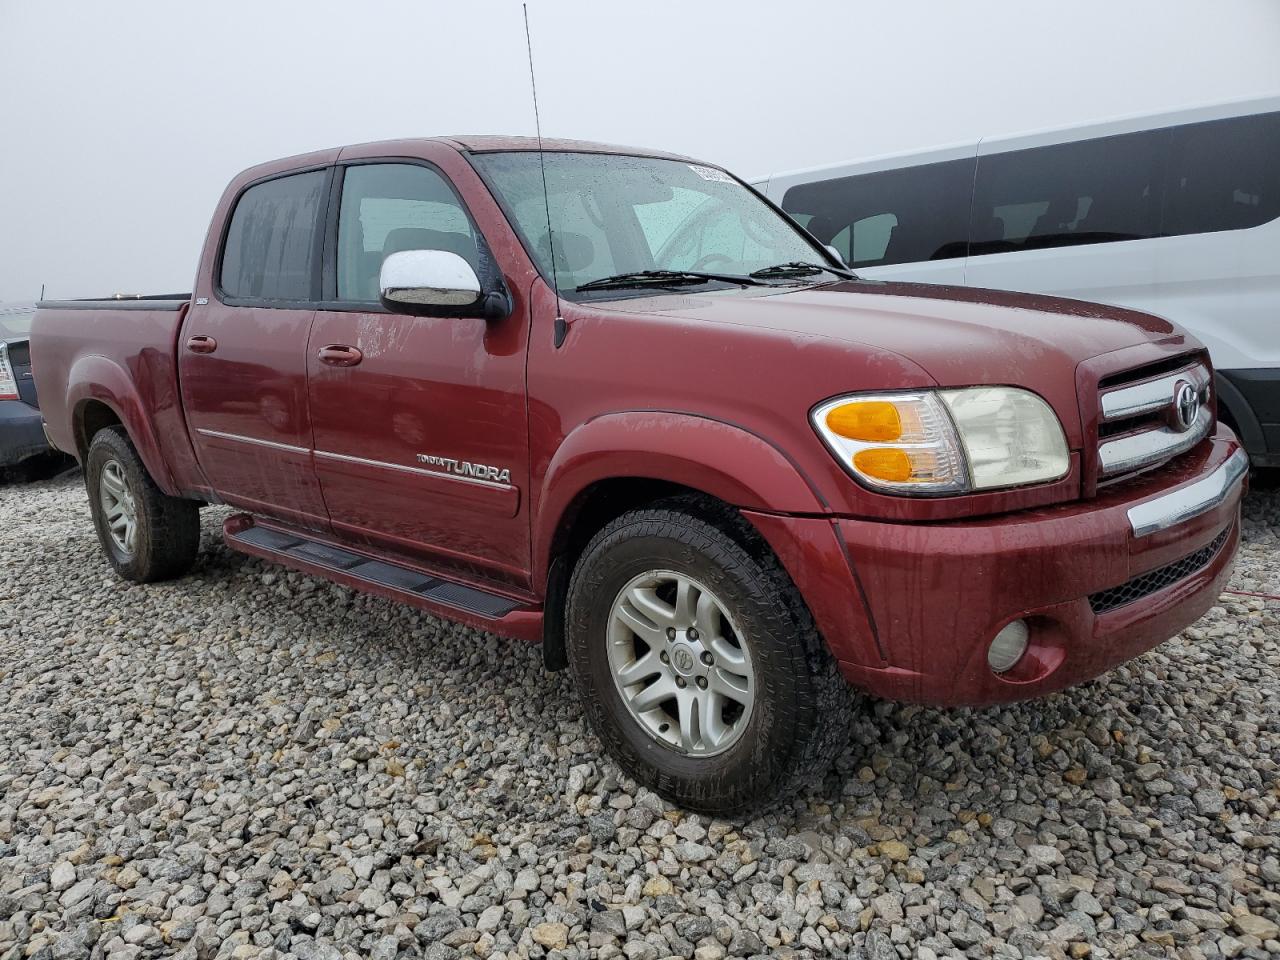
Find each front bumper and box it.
[0,399,50,467]
[747,430,1246,707]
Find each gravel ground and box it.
[1,471,1277,960]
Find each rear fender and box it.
[534,411,828,587]
[66,355,178,494]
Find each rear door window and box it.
[220,170,327,301]
[780,158,975,267]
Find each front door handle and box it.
[186,335,218,354]
[318,344,363,367]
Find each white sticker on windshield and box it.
[688,164,734,183]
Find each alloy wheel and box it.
[99,459,138,556]
[606,569,755,756]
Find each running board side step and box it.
[222,514,542,642]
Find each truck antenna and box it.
[523,3,567,348]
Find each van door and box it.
[1142,111,1280,376]
[964,128,1169,307]
[305,160,531,587]
[179,168,331,530]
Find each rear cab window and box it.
[219,170,328,302]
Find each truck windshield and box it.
[470,151,835,297]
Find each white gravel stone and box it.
[49,861,76,893]
[1,469,1278,959]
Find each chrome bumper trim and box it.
[1127,448,1249,537]
[40,418,60,453]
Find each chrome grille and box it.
[1097,361,1212,479]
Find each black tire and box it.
[85,426,200,582]
[566,500,852,813]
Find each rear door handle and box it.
[186,335,217,354]
[318,344,363,367]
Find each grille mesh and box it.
[1089,527,1231,615]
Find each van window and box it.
[1163,111,1280,235]
[220,170,327,301]
[971,129,1166,256]
[779,159,974,268]
[336,164,478,303]
[849,213,897,263]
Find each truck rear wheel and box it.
[565,501,852,813]
[85,426,200,582]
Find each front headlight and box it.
[812,387,1069,495]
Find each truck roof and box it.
[233,137,700,185]
[438,135,694,162]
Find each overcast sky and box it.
[1,0,1277,302]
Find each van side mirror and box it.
[825,244,847,266]
[379,250,484,317]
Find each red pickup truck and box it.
[33,137,1247,812]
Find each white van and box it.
[758,96,1280,467]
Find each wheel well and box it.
[1217,398,1239,435]
[1214,372,1265,461]
[541,478,763,671]
[74,400,123,461]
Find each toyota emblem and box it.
[1173,381,1200,432]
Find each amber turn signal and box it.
[825,401,903,442]
[810,391,969,494]
[852,447,914,482]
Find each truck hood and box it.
[603,278,1183,387]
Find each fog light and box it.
[988,620,1029,673]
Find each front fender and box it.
[66,355,179,495]
[533,410,828,584]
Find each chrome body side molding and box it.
[195,428,310,456]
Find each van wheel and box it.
[85,426,200,582]
[565,501,852,813]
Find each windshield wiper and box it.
[749,261,856,280]
[575,269,764,292]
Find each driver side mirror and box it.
[825,244,848,266]
[379,249,509,319]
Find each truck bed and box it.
[31,294,209,498]
[37,294,191,310]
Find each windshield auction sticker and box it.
[688,164,735,183]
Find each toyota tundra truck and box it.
[31,137,1247,812]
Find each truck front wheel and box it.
[85,426,200,582]
[565,501,852,813]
